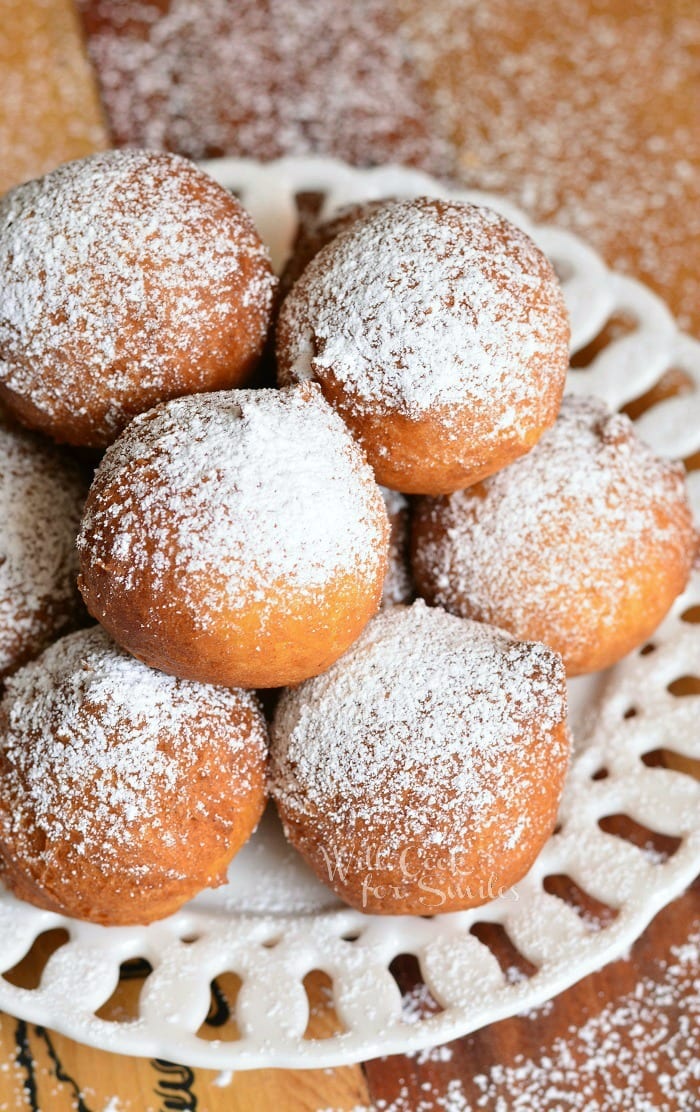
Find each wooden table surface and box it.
[0,2,698,1109]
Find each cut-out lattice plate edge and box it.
[0,157,698,1070]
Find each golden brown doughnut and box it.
[0,421,87,680]
[0,150,276,448]
[279,199,395,301]
[276,197,569,494]
[412,395,697,676]
[270,601,570,915]
[77,383,389,689]
[0,626,268,926]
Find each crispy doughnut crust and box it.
[412,396,697,675]
[277,198,569,494]
[0,628,268,926]
[0,150,276,447]
[271,603,570,915]
[77,385,389,688]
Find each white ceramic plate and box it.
[1,157,699,1070]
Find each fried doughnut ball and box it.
[0,421,87,679]
[412,395,697,676]
[279,199,394,300]
[78,384,389,689]
[0,150,276,448]
[380,487,414,607]
[276,197,569,494]
[270,602,570,915]
[0,627,268,926]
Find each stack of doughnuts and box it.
[0,151,694,925]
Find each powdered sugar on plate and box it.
[330,924,699,1109]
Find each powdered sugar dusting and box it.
[277,198,569,433]
[380,487,413,608]
[78,385,388,626]
[0,149,276,445]
[325,926,699,1109]
[271,601,569,856]
[399,0,700,334]
[413,395,694,662]
[280,199,396,301]
[79,0,449,173]
[0,626,267,879]
[0,422,86,678]
[469,926,700,1110]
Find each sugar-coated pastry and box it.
[0,627,268,926]
[279,199,394,300]
[412,395,697,675]
[270,602,570,915]
[276,197,569,494]
[0,150,276,447]
[0,421,87,679]
[380,487,413,607]
[77,384,389,688]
